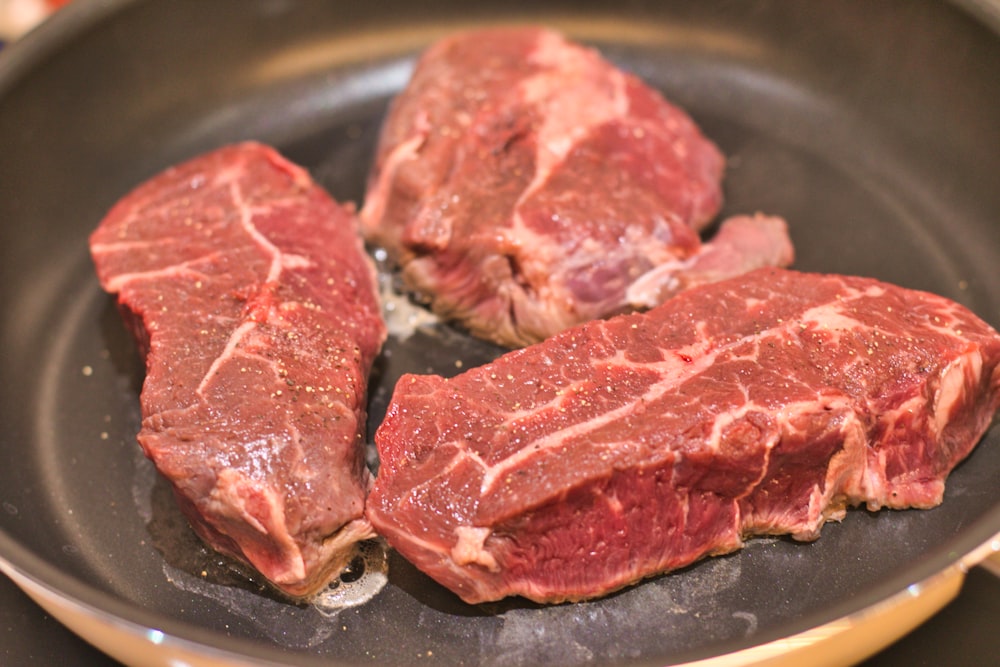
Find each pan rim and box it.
[2,0,1000,665]
[4,513,1000,666]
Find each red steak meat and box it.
[361,26,794,347]
[367,268,1000,604]
[90,142,387,597]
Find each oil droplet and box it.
[373,249,439,339]
[312,539,389,615]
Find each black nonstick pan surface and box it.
[1,1,999,665]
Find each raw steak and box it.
[367,268,1000,604]
[90,142,387,598]
[361,26,794,347]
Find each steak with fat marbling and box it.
[366,268,1000,604]
[90,142,387,598]
[361,26,794,348]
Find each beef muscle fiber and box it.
[367,268,1000,604]
[361,26,794,348]
[90,142,387,597]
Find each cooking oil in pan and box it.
[140,457,387,616]
[313,538,389,614]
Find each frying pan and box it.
[1,0,999,665]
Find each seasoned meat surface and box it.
[367,268,1000,604]
[90,142,387,598]
[362,26,793,347]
